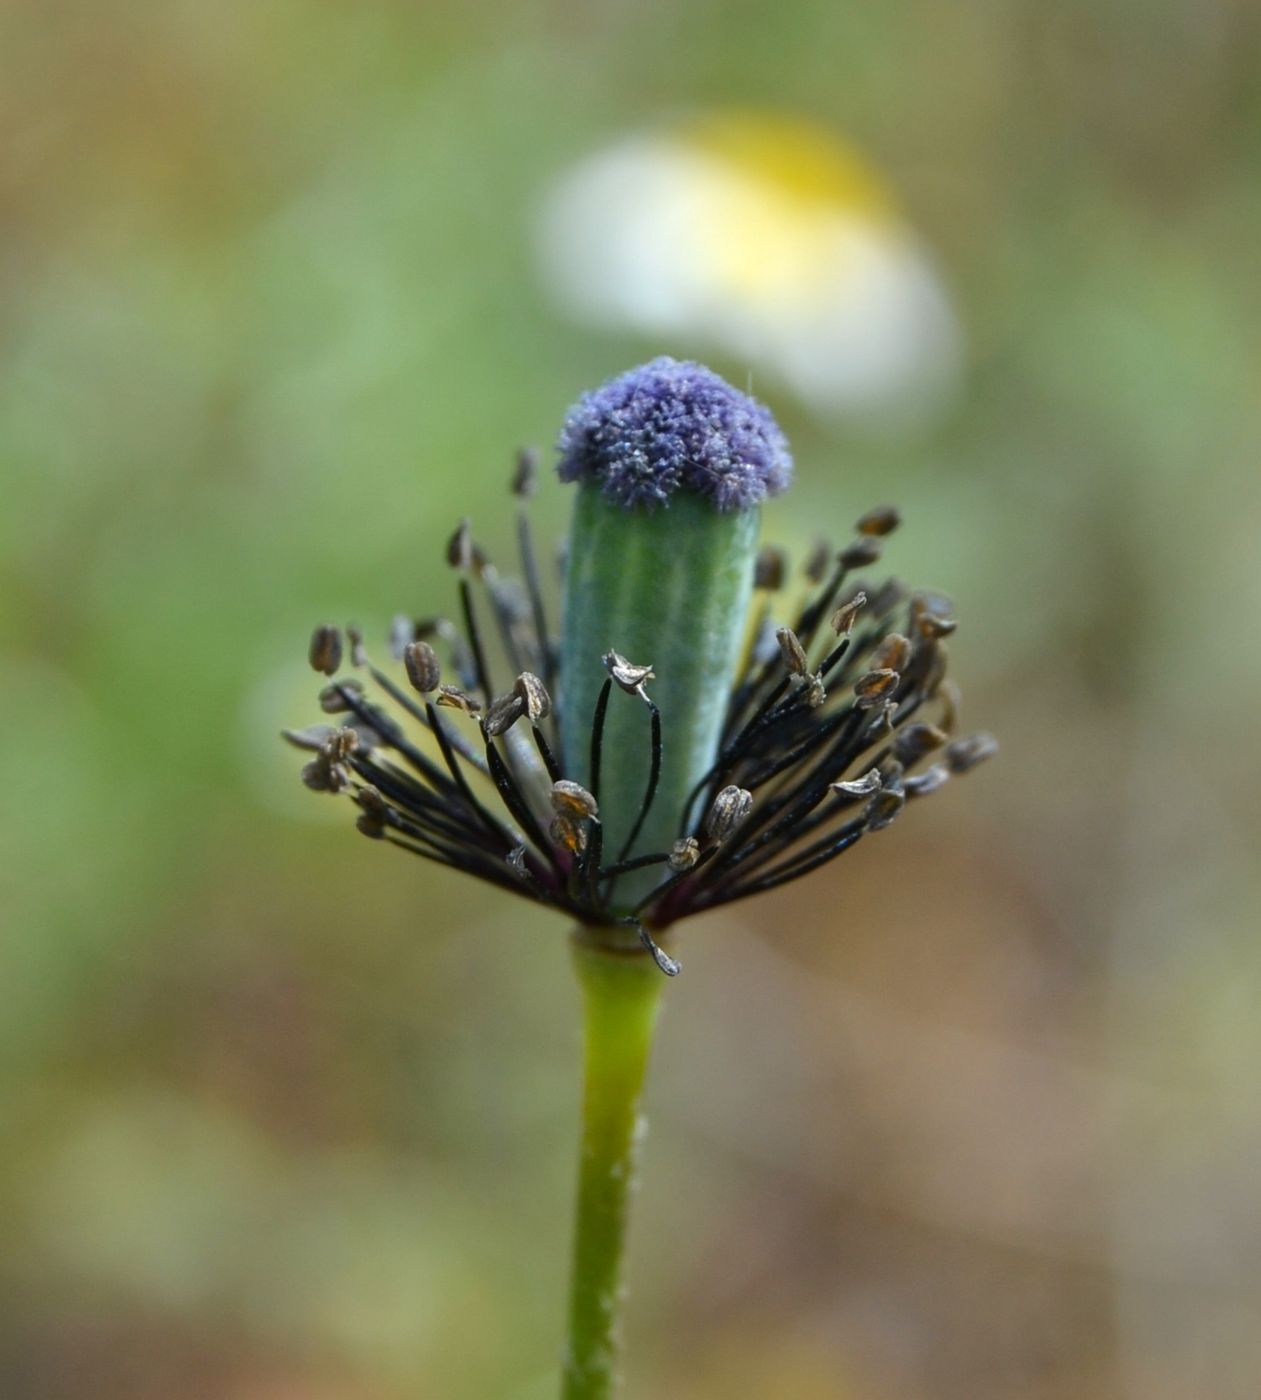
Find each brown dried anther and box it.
[483,691,526,737]
[920,613,957,639]
[514,671,552,723]
[403,641,442,694]
[864,788,905,831]
[550,815,588,856]
[301,731,356,793]
[355,785,390,839]
[435,685,481,714]
[855,505,902,537]
[322,727,359,762]
[776,626,809,676]
[831,769,883,798]
[839,536,883,571]
[308,625,342,677]
[871,632,912,673]
[830,591,867,636]
[754,547,786,591]
[853,668,901,709]
[945,733,999,773]
[282,723,340,752]
[704,785,753,844]
[302,756,344,793]
[551,817,590,856]
[551,779,599,823]
[603,650,655,695]
[668,837,701,872]
[904,764,950,797]
[318,679,364,713]
[911,591,956,639]
[894,722,949,764]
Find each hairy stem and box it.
[562,928,668,1400]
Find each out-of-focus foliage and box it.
[2,2,1260,1397]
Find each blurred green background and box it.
[3,2,1260,1397]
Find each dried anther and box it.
[904,764,950,797]
[308,625,342,676]
[894,722,949,764]
[484,691,526,737]
[831,769,883,798]
[853,668,901,708]
[403,640,442,694]
[551,780,599,822]
[911,591,956,639]
[603,651,655,695]
[550,815,588,855]
[323,727,359,762]
[754,547,786,591]
[668,837,700,871]
[864,788,905,831]
[830,591,867,636]
[301,757,339,792]
[319,679,363,713]
[704,786,753,843]
[920,613,957,639]
[355,787,390,839]
[871,633,912,673]
[855,505,902,536]
[945,733,999,773]
[435,685,481,714]
[514,671,552,722]
[776,627,810,676]
[282,723,340,752]
[839,536,883,570]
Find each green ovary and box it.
[560,483,759,911]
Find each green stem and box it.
[562,929,668,1400]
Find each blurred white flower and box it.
[537,113,962,427]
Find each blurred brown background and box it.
[3,2,1260,1398]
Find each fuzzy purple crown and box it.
[556,357,793,511]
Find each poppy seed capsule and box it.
[289,358,996,972]
[558,359,791,907]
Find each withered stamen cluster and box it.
[287,470,995,975]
